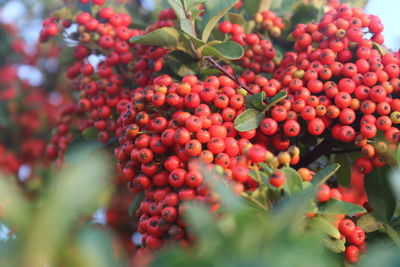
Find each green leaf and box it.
[64,140,104,164]
[0,177,32,230]
[167,0,186,19]
[21,151,111,266]
[77,227,123,267]
[291,3,320,26]
[334,154,351,186]
[130,27,191,52]
[77,2,93,13]
[259,163,273,176]
[243,0,271,17]
[280,167,303,195]
[270,0,297,12]
[357,214,382,233]
[128,192,144,217]
[185,0,206,11]
[271,187,316,231]
[167,0,203,41]
[180,18,196,37]
[397,144,400,166]
[234,108,264,132]
[166,50,198,77]
[245,91,266,110]
[319,199,366,215]
[265,90,287,110]
[340,0,368,8]
[365,165,396,223]
[228,13,245,25]
[201,166,245,212]
[52,7,74,20]
[200,0,238,42]
[308,217,341,239]
[82,127,99,140]
[311,163,340,186]
[373,42,389,56]
[323,237,346,253]
[202,40,244,60]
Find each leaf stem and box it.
[241,192,268,211]
[381,224,400,247]
[204,56,251,93]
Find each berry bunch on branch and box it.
[37,0,400,264]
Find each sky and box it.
[0,0,399,49]
[364,0,400,50]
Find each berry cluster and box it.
[219,21,278,75]
[42,7,177,159]
[253,10,285,38]
[114,74,253,249]
[37,1,400,263]
[113,72,313,250]
[339,218,366,263]
[265,4,400,174]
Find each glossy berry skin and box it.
[347,227,366,246]
[269,171,285,187]
[316,184,331,202]
[247,145,267,163]
[338,219,356,237]
[344,245,360,263]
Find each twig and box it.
[204,56,251,93]
[297,138,333,168]
[241,192,268,211]
[332,148,359,154]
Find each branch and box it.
[332,148,359,154]
[297,138,333,168]
[204,56,251,93]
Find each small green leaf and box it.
[167,0,186,19]
[185,0,206,12]
[130,27,190,51]
[340,0,368,8]
[200,0,238,42]
[373,41,389,56]
[166,50,198,77]
[270,0,297,13]
[291,3,320,26]
[397,145,400,166]
[311,163,340,186]
[245,91,266,110]
[180,18,196,37]
[202,40,244,60]
[271,187,316,231]
[259,163,273,176]
[52,7,74,20]
[287,33,295,42]
[265,90,287,110]
[201,166,245,212]
[335,154,351,186]
[365,165,396,223]
[323,237,346,253]
[82,127,99,140]
[77,2,92,13]
[234,108,264,132]
[280,167,303,195]
[167,0,203,42]
[260,172,272,187]
[308,217,341,239]
[319,199,366,215]
[128,192,144,217]
[228,13,245,25]
[243,0,271,17]
[357,214,382,233]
